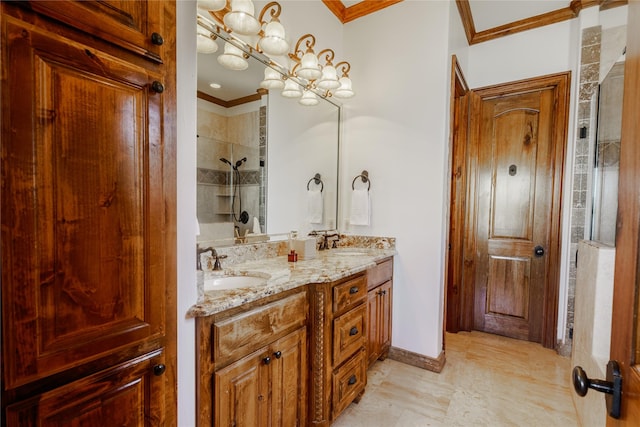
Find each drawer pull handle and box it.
[151,81,165,93]
[151,32,164,46]
[274,351,282,359]
[349,286,359,294]
[263,356,271,365]
[348,375,357,385]
[349,326,358,336]
[153,364,166,376]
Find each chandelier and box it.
[196,0,355,105]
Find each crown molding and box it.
[456,0,627,45]
[197,90,265,108]
[322,0,403,24]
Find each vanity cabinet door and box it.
[214,327,307,427]
[215,346,270,427]
[270,327,308,427]
[367,258,393,368]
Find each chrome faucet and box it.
[196,246,227,271]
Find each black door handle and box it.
[572,361,622,419]
[534,245,545,257]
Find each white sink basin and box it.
[204,275,267,291]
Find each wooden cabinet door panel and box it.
[379,281,392,354]
[271,327,307,427]
[1,16,166,389]
[5,350,165,427]
[215,347,269,427]
[23,0,164,63]
[367,289,380,367]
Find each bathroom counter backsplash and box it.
[188,235,395,317]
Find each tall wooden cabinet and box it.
[1,1,176,425]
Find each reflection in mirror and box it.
[195,12,340,247]
[591,59,624,245]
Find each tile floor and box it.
[333,331,580,426]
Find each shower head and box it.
[219,158,232,166]
[235,157,247,168]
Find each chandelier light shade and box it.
[297,51,322,80]
[281,78,302,98]
[299,90,319,106]
[317,65,339,90]
[257,2,289,56]
[224,0,261,35]
[218,42,249,70]
[197,0,226,13]
[333,76,355,99]
[260,67,285,90]
[197,27,218,54]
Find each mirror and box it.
[195,11,340,247]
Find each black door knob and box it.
[151,81,164,93]
[349,326,358,336]
[263,356,271,365]
[572,361,622,419]
[153,364,166,376]
[534,245,545,257]
[347,375,357,385]
[273,351,282,359]
[151,32,164,46]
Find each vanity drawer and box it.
[332,348,366,419]
[367,258,393,290]
[333,274,366,314]
[333,304,366,366]
[213,292,307,367]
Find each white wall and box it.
[176,2,198,426]
[341,1,453,358]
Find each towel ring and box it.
[352,170,371,191]
[307,173,324,192]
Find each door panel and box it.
[608,0,640,423]
[1,15,166,389]
[24,0,164,63]
[470,75,568,347]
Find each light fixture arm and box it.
[335,61,351,77]
[258,1,282,24]
[290,33,316,63]
[317,48,335,66]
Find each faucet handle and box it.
[213,254,227,271]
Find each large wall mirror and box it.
[196,8,340,247]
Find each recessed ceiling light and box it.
[209,82,221,89]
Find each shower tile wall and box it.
[197,104,262,234]
[559,26,601,356]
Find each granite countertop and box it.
[187,248,396,318]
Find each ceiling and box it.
[197,0,626,102]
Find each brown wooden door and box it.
[468,74,569,347]
[607,1,640,423]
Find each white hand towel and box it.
[349,189,370,226]
[306,189,323,224]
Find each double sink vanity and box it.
[187,236,395,426]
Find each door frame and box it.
[446,70,571,349]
